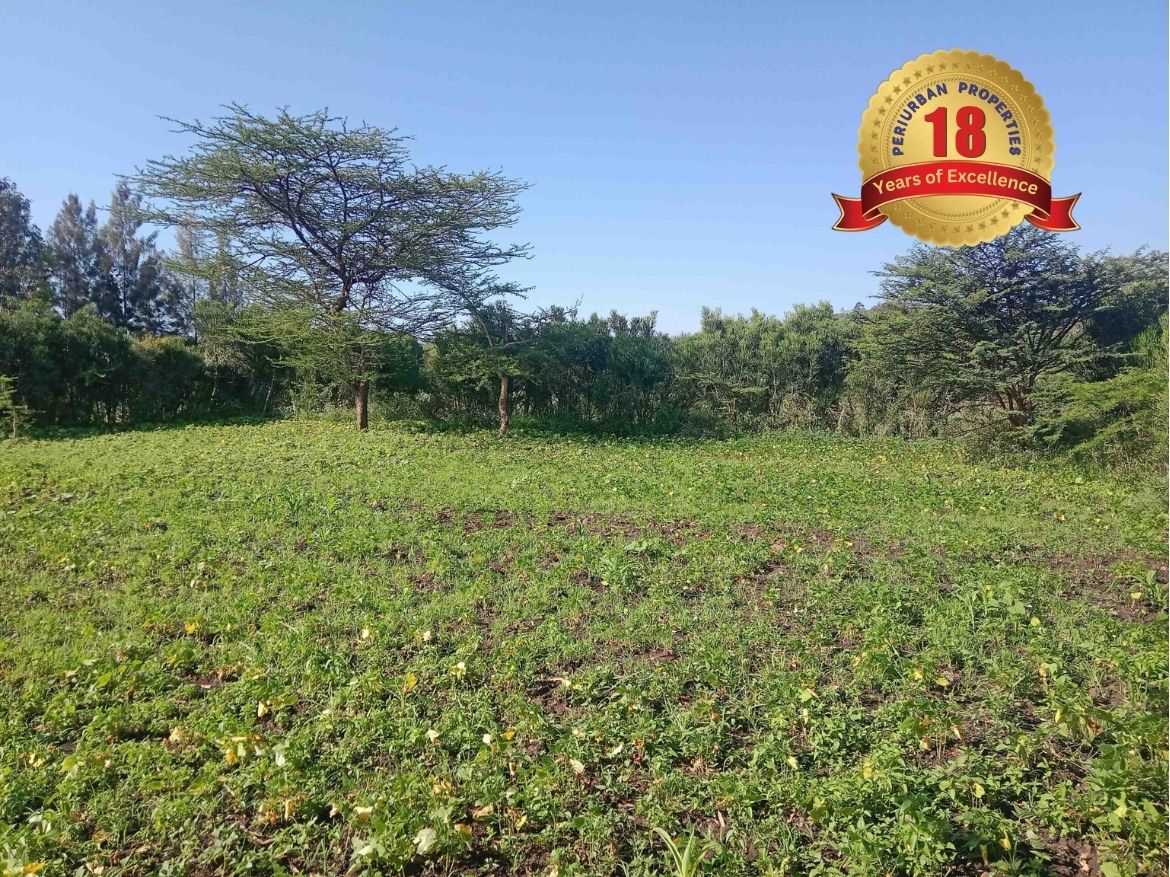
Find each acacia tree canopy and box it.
[865,225,1150,425]
[130,104,530,426]
[132,106,529,327]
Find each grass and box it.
[0,420,1165,876]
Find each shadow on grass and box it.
[20,412,284,442]
[391,413,733,446]
[16,410,737,449]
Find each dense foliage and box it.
[0,116,1165,464]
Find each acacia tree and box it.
[131,105,529,429]
[868,226,1133,428]
[436,300,570,436]
[426,267,552,436]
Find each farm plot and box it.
[0,421,1165,876]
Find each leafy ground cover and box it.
[0,421,1166,876]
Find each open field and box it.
[0,421,1166,876]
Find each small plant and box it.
[0,375,29,438]
[651,827,718,877]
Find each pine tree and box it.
[164,224,206,336]
[99,182,168,333]
[0,178,49,305]
[48,194,108,316]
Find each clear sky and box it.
[4,0,1166,334]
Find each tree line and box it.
[0,106,1165,465]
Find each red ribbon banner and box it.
[832,161,1080,232]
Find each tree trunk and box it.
[497,373,511,437]
[1002,385,1032,427]
[355,379,369,431]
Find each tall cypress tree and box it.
[48,194,108,316]
[164,224,205,336]
[99,182,169,332]
[0,178,49,305]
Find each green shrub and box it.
[0,374,29,437]
[1040,316,1168,467]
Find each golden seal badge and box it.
[832,50,1080,244]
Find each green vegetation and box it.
[0,102,1165,875]
[0,107,1166,462]
[1,421,1165,875]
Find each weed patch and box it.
[0,422,1164,876]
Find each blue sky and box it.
[4,0,1166,333]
